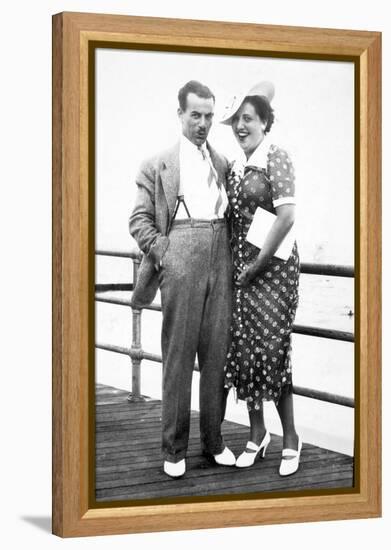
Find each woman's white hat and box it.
[220,80,275,125]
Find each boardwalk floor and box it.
[95,384,354,503]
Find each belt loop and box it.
[190,218,194,228]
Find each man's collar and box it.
[180,134,208,154]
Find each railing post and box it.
[128,256,145,402]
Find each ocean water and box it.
[95,255,354,456]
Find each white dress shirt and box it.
[176,135,228,220]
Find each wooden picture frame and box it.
[52,11,381,537]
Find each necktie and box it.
[199,147,224,216]
[199,146,217,186]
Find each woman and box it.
[221,80,301,476]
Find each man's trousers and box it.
[158,218,232,462]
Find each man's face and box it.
[178,92,215,146]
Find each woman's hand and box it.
[235,205,295,287]
[235,264,257,287]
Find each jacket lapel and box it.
[160,143,180,217]
[207,143,227,189]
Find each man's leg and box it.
[197,222,232,456]
[159,224,210,462]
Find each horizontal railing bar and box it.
[96,294,133,307]
[95,294,354,342]
[293,324,354,342]
[95,292,161,310]
[300,263,354,277]
[95,249,354,278]
[95,345,200,370]
[293,385,354,408]
[141,303,162,312]
[142,351,200,372]
[96,343,353,407]
[96,249,142,260]
[142,303,355,344]
[140,351,161,363]
[95,283,133,292]
[96,343,130,356]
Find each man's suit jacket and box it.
[129,141,229,309]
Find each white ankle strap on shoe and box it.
[279,438,302,476]
[246,441,262,452]
[246,432,271,452]
[282,448,299,458]
[281,438,302,459]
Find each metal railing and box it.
[95,248,355,408]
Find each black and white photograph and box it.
[51,7,383,535]
[94,46,355,504]
[2,0,387,545]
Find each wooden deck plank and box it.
[96,455,352,478]
[96,457,353,489]
[94,384,354,502]
[96,469,354,501]
[95,457,353,486]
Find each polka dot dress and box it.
[224,144,300,408]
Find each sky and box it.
[95,47,354,265]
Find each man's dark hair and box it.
[244,95,275,134]
[178,80,215,111]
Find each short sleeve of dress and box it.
[267,145,296,208]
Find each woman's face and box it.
[232,101,265,159]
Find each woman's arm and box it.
[236,204,295,286]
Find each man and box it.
[129,80,234,478]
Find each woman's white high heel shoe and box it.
[235,431,271,468]
[279,436,302,476]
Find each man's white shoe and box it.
[163,459,186,478]
[213,446,236,466]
